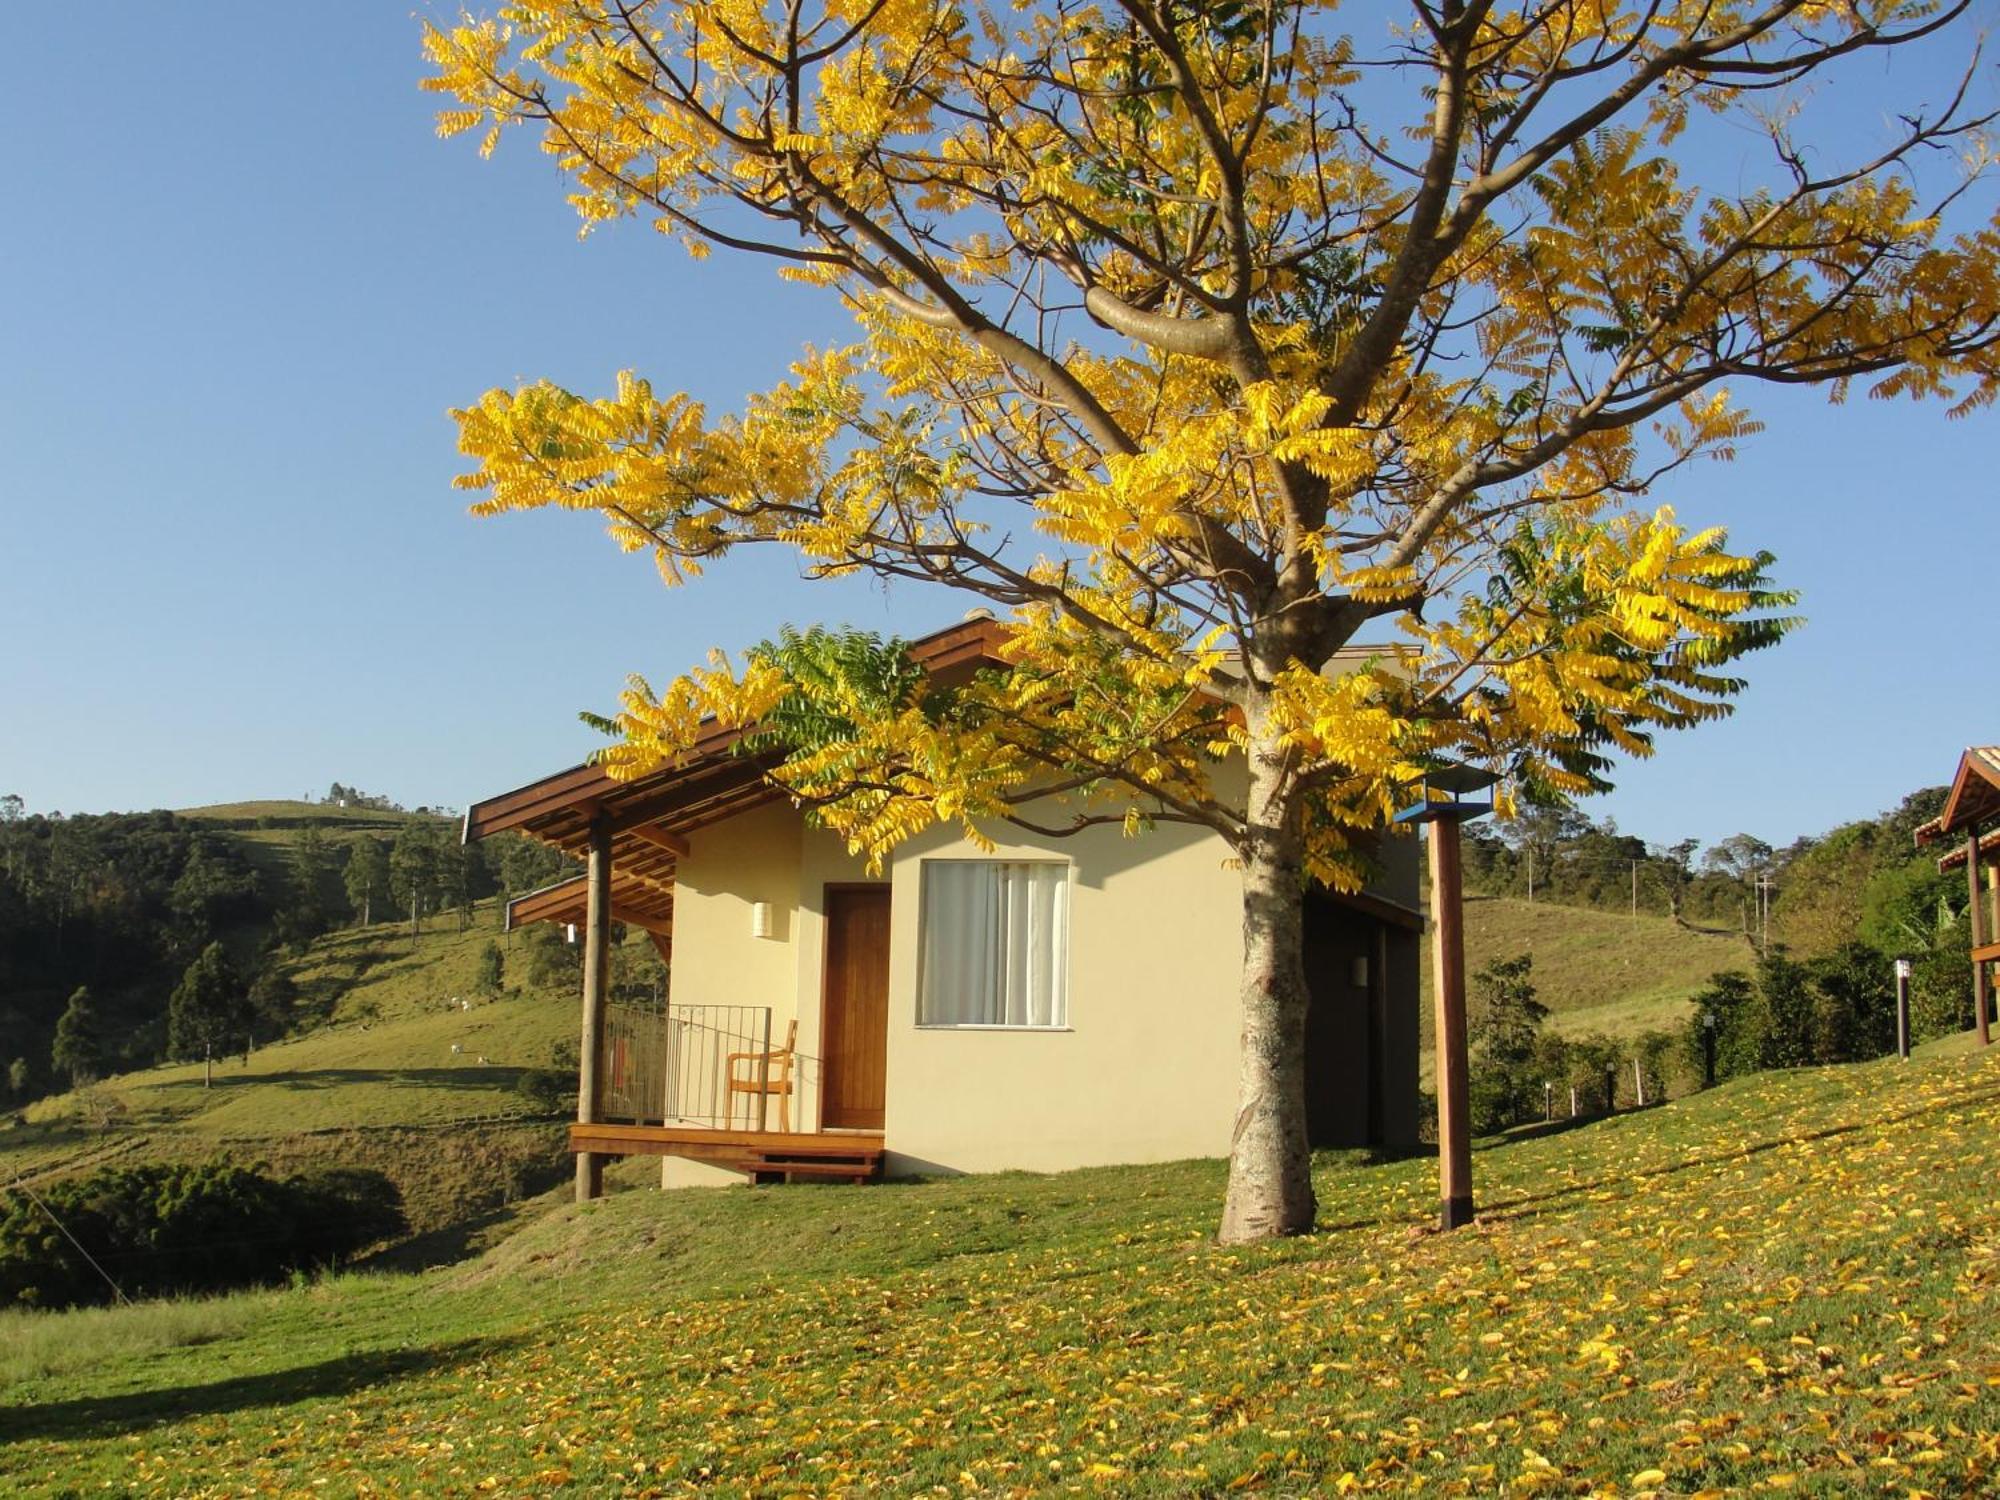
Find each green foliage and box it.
[1911,911,1975,1040]
[738,626,927,758]
[0,1160,405,1310]
[1690,946,1900,1082]
[389,823,440,931]
[1466,954,1548,1133]
[343,836,389,926]
[50,986,102,1088]
[167,943,247,1063]
[475,941,505,997]
[246,966,297,1041]
[513,1037,579,1113]
[5,1058,28,1099]
[491,831,573,900]
[522,923,580,989]
[167,835,259,949]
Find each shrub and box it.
[513,1068,574,1113]
[1466,954,1549,1134]
[0,1160,405,1310]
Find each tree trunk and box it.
[1218,733,1316,1244]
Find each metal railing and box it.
[602,999,670,1125]
[598,1001,822,1131]
[665,1003,821,1131]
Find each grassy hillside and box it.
[1424,894,1756,1042]
[3,1040,1995,1494]
[176,799,417,826]
[0,910,585,1244]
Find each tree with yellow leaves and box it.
[427,0,1999,1241]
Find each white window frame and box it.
[915,858,1072,1030]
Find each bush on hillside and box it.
[1688,946,1902,1083]
[0,1160,405,1310]
[1466,954,1549,1134]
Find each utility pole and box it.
[1630,860,1638,917]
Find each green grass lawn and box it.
[4,1040,1996,1495]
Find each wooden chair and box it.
[727,1019,797,1132]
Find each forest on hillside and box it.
[0,787,576,1103]
[1459,784,1980,1037]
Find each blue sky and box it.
[1,6,1992,850]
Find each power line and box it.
[6,1173,129,1306]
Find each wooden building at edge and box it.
[1916,746,2000,1045]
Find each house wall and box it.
[665,801,868,1134]
[660,779,1423,1180]
[881,816,1247,1176]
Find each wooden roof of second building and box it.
[462,618,1013,937]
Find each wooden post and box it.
[576,817,612,1201]
[1894,958,1911,1061]
[1971,830,1990,1048]
[1633,1056,1646,1107]
[1988,864,1999,1037]
[1429,820,1474,1230]
[757,1008,772,1132]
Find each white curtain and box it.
[919,861,1069,1026]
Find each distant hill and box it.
[1417,895,1757,1085]
[0,900,615,1254]
[1455,894,1754,1036]
[175,799,418,826]
[0,797,572,1102]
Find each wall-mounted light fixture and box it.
[565,922,577,946]
[750,900,776,940]
[1350,954,1370,989]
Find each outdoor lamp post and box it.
[1894,958,1913,1060]
[1700,1009,1718,1088]
[1396,760,1498,1231]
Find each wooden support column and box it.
[576,816,613,1200]
[1971,829,1991,1048]
[1429,820,1474,1230]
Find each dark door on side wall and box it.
[822,885,891,1130]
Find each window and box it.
[917,860,1070,1028]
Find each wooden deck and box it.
[570,1122,885,1184]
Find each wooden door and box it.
[821,885,891,1130]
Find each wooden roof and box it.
[1935,747,2000,838]
[465,618,1014,932]
[1936,827,2000,873]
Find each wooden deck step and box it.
[570,1122,884,1183]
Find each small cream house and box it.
[464,618,1425,1193]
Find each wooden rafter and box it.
[629,822,691,858]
